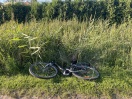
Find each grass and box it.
[0,19,132,98]
[0,66,131,98]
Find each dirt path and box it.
[0,95,132,99]
[0,95,38,99]
[0,95,13,99]
[0,95,98,99]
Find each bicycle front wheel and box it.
[71,64,99,80]
[29,62,58,79]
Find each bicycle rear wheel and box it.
[71,64,99,80]
[29,62,58,79]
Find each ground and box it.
[0,94,131,99]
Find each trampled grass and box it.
[0,20,132,98]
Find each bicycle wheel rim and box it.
[29,62,58,79]
[71,65,99,80]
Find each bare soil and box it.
[0,94,132,99]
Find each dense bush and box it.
[0,9,3,24]
[12,4,31,23]
[0,0,132,24]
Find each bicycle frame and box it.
[50,61,84,76]
[49,62,71,75]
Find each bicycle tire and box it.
[71,63,99,80]
[29,62,58,79]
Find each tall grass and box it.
[0,19,132,74]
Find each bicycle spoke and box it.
[71,64,99,80]
[29,63,58,79]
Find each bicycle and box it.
[22,33,99,80]
[29,57,99,80]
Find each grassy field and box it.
[0,20,132,98]
[0,66,132,98]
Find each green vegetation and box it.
[1,0,132,24]
[0,0,132,98]
[0,20,132,98]
[0,67,131,98]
